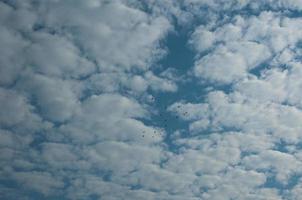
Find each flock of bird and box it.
[141,99,189,138]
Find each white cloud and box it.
[0,88,30,127]
[2,0,302,199]
[191,11,302,84]
[17,73,80,123]
[13,171,64,196]
[0,25,27,86]
[26,32,96,78]
[243,150,302,184]
[194,45,248,84]
[37,0,171,72]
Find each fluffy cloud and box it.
[35,0,171,71]
[2,0,302,199]
[191,11,302,84]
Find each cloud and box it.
[243,150,302,184]
[2,0,302,199]
[36,0,171,71]
[26,32,96,78]
[13,171,64,196]
[190,11,302,84]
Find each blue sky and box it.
[2,0,302,199]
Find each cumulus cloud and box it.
[2,0,302,199]
[190,11,302,84]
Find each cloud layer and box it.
[2,0,302,200]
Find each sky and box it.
[2,0,302,199]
